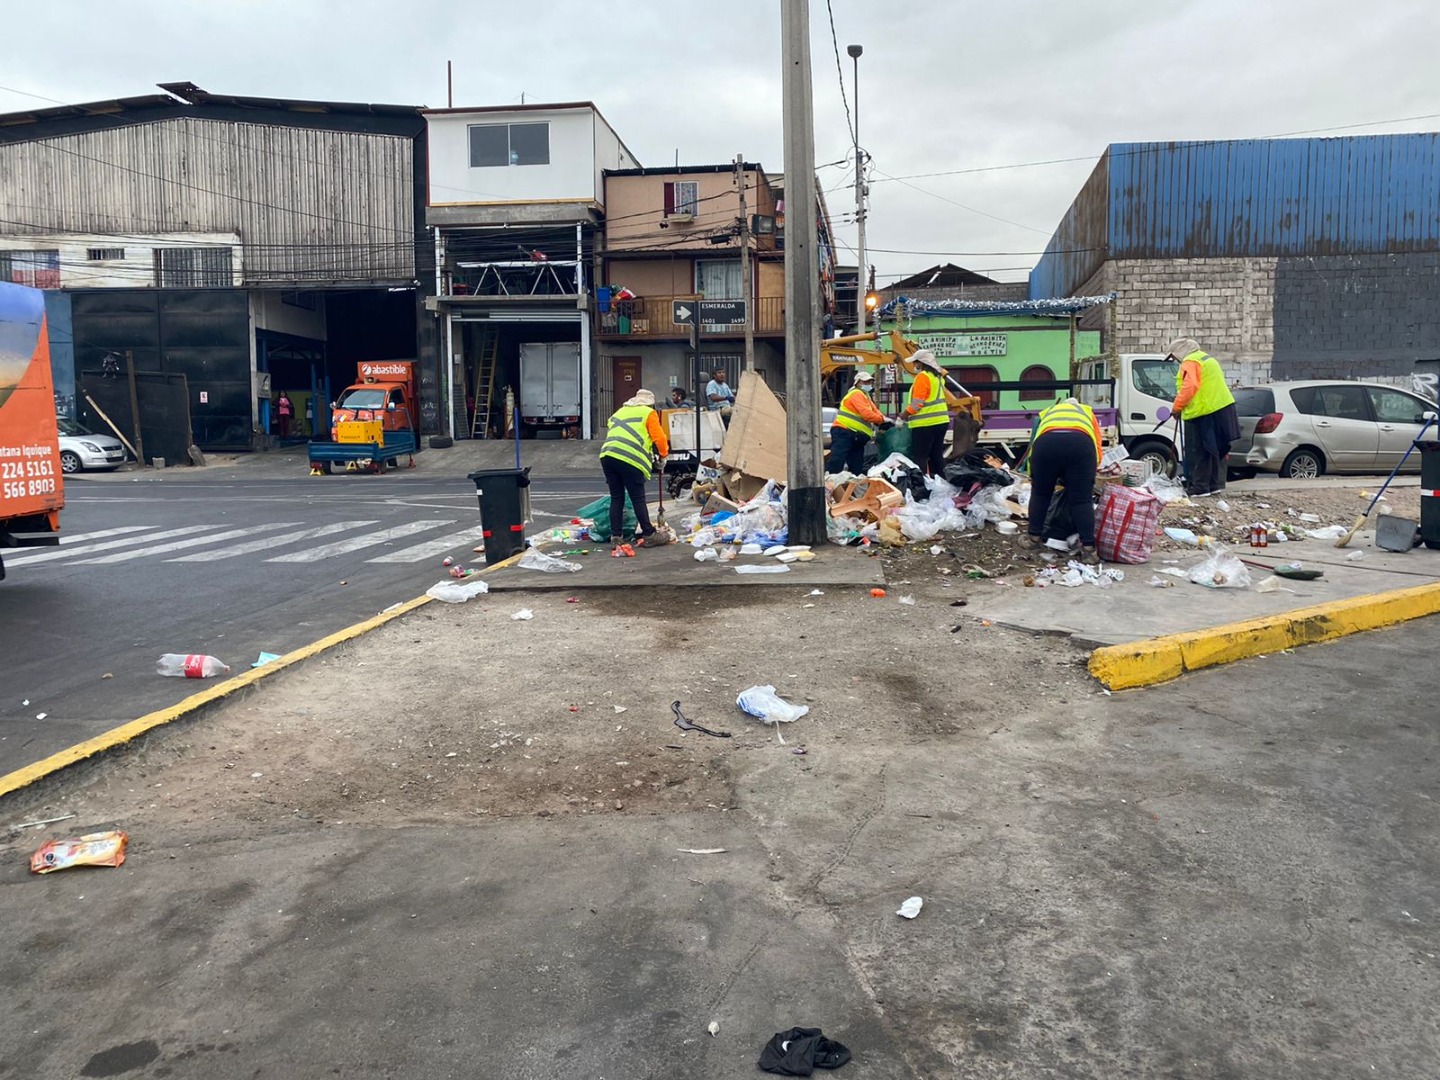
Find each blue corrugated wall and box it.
[1031,134,1440,297]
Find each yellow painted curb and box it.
[1089,581,1440,690]
[0,551,524,802]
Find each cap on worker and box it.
[1165,338,1201,361]
[624,388,656,407]
[912,349,943,372]
[853,370,875,385]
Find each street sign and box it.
[672,300,748,326]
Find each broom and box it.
[1335,416,1435,548]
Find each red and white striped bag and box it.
[1094,485,1162,564]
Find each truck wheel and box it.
[1129,438,1177,479]
[429,435,454,449]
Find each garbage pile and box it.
[825,452,1031,546]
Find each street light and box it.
[847,43,866,335]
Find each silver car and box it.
[57,419,128,473]
[1229,381,1437,479]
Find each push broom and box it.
[1336,415,1436,548]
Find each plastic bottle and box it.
[156,654,231,679]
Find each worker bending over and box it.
[904,350,951,476]
[1025,396,1103,565]
[826,371,887,475]
[1167,337,1239,497]
[599,388,670,552]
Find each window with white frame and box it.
[664,180,699,218]
[468,122,550,167]
[153,247,233,288]
[0,249,60,288]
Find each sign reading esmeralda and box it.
[673,300,748,326]
[913,333,1007,358]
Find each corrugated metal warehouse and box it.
[1030,134,1440,382]
[0,85,436,451]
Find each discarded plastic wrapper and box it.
[1306,525,1348,540]
[897,896,923,919]
[1164,527,1200,546]
[30,830,128,874]
[426,579,490,603]
[694,548,719,562]
[1256,576,1295,593]
[511,608,534,621]
[250,652,281,668]
[735,564,790,574]
[897,595,915,605]
[1345,549,1365,561]
[1186,548,1251,589]
[1140,474,1189,504]
[518,549,582,573]
[736,685,809,724]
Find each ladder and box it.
[471,330,501,439]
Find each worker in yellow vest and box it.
[599,388,670,553]
[1026,396,1103,564]
[826,371,888,475]
[1166,338,1241,497]
[904,350,952,476]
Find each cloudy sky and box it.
[2,0,1437,286]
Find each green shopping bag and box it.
[577,495,637,542]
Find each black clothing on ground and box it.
[758,1026,852,1076]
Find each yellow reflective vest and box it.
[834,387,879,437]
[600,404,657,477]
[907,370,949,428]
[1033,399,1101,461]
[1176,351,1236,420]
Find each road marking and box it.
[267,519,456,561]
[170,520,380,562]
[3,524,217,565]
[72,523,302,564]
[54,526,158,545]
[365,526,487,563]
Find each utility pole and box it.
[736,153,755,373]
[781,0,824,546]
[847,43,866,335]
[124,349,145,466]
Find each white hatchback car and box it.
[57,418,128,473]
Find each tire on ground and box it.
[429,435,454,449]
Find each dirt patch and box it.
[17,581,1094,834]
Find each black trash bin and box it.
[467,467,531,564]
[1420,442,1440,549]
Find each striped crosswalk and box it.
[5,517,501,570]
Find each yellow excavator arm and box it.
[819,331,983,424]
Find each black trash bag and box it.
[1043,490,1075,542]
[942,462,1012,490]
[758,1027,852,1076]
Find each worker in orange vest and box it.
[826,371,888,475]
[904,350,951,476]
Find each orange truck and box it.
[309,360,421,474]
[0,281,63,580]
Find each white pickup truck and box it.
[1077,353,1181,476]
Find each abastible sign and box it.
[913,333,1007,358]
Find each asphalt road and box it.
[0,470,608,776]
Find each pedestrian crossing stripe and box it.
[73,523,302,565]
[266,519,457,562]
[170,521,379,562]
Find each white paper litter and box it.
[897,595,915,606]
[736,685,809,723]
[735,564,790,574]
[897,896,924,919]
[510,608,534,620]
[678,848,726,854]
[517,549,582,573]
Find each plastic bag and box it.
[1140,474,1190,504]
[30,831,128,874]
[576,496,636,542]
[517,549,582,573]
[1306,525,1347,540]
[1186,548,1252,589]
[735,563,790,574]
[426,578,490,603]
[736,685,810,723]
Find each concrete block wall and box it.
[1271,253,1440,376]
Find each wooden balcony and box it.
[597,295,785,339]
